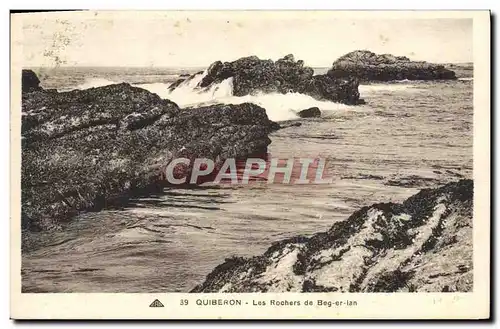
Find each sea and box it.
[21,64,474,292]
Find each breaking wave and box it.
[358,83,423,94]
[135,71,355,122]
[68,71,358,122]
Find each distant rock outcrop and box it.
[297,107,321,118]
[169,55,364,105]
[192,180,473,293]
[21,70,279,231]
[328,50,457,81]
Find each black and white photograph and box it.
[10,10,490,320]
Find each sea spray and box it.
[133,71,218,105]
[138,73,357,122]
[68,71,359,122]
[215,92,355,122]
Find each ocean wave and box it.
[136,71,228,106]
[217,92,355,122]
[69,73,358,122]
[135,72,355,121]
[359,84,422,94]
[73,78,117,90]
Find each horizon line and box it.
[23,61,474,70]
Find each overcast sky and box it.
[19,11,473,67]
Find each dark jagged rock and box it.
[192,180,473,293]
[297,107,321,118]
[300,74,365,104]
[172,55,363,104]
[22,69,41,92]
[22,72,278,231]
[167,70,204,91]
[328,50,457,81]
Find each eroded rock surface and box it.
[297,107,321,118]
[170,55,363,104]
[22,70,278,231]
[329,50,457,81]
[192,180,473,293]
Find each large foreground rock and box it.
[21,70,278,231]
[192,180,473,292]
[328,50,457,81]
[170,54,363,105]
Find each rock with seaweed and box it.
[21,70,279,232]
[297,107,321,118]
[192,179,473,293]
[328,50,457,81]
[169,54,364,105]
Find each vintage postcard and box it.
[10,10,490,320]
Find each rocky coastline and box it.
[21,53,466,289]
[21,69,279,232]
[169,54,365,105]
[192,180,473,293]
[328,50,457,81]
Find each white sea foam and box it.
[358,84,421,94]
[137,71,233,106]
[216,91,355,122]
[135,72,355,122]
[70,71,358,122]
